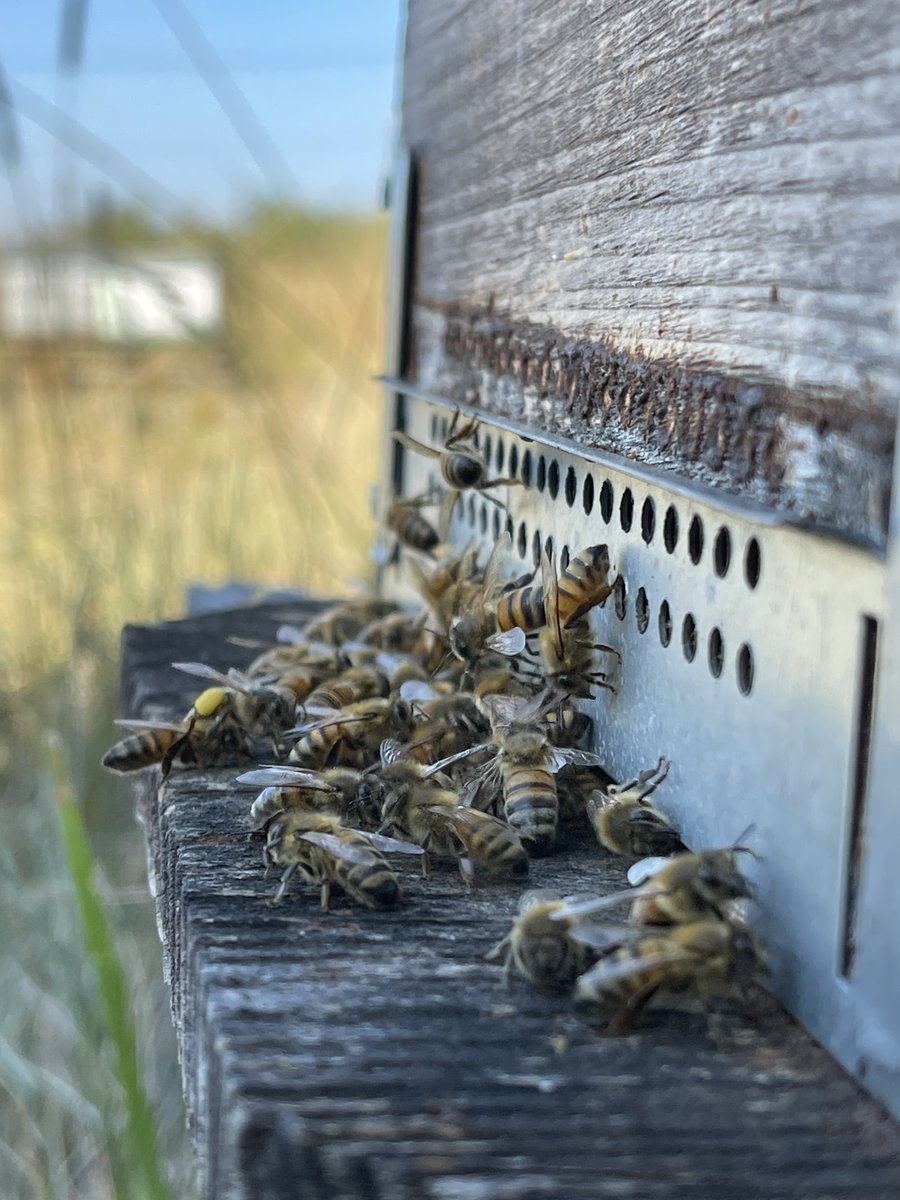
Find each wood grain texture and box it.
[121,604,900,1199]
[400,0,900,543]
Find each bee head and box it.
[695,850,753,904]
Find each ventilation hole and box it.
[521,449,533,486]
[441,417,449,440]
[619,488,634,532]
[492,507,502,538]
[565,466,577,507]
[658,600,672,647]
[430,413,438,441]
[517,521,528,559]
[708,627,724,678]
[505,513,514,538]
[614,576,627,621]
[532,529,542,568]
[663,505,678,553]
[479,502,488,534]
[737,643,754,695]
[547,460,560,499]
[508,444,519,478]
[472,425,481,449]
[583,474,595,515]
[635,587,649,634]
[641,497,656,544]
[495,439,505,473]
[544,535,554,564]
[745,537,761,589]
[483,434,493,467]
[536,455,547,492]
[467,494,476,526]
[714,527,731,578]
[688,515,704,564]
[560,544,571,571]
[682,614,697,662]
[599,480,614,523]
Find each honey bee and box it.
[540,549,620,702]
[429,804,530,883]
[570,918,765,1031]
[391,409,520,530]
[555,831,757,928]
[299,599,399,647]
[237,765,380,832]
[172,662,298,741]
[304,666,389,713]
[263,809,422,910]
[101,716,247,774]
[407,546,482,636]
[554,544,618,627]
[287,697,415,769]
[447,535,534,666]
[485,890,598,993]
[245,626,342,682]
[586,758,685,859]
[355,610,445,673]
[370,743,466,876]
[398,680,492,764]
[477,694,605,855]
[385,492,441,554]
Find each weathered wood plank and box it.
[122,604,900,1199]
[400,0,900,544]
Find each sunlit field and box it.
[0,208,387,1199]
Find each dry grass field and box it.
[0,208,388,1199]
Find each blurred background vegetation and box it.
[0,197,388,1198]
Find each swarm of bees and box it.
[103,409,765,1033]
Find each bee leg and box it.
[592,642,623,663]
[160,728,190,779]
[481,476,524,491]
[272,864,297,904]
[438,489,459,538]
[319,881,331,913]
[457,855,476,891]
[609,982,661,1034]
[446,410,478,446]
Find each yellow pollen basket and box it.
[193,686,229,717]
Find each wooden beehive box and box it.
[380,0,900,1117]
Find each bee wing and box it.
[547,891,637,921]
[172,661,234,688]
[391,430,441,459]
[578,949,691,984]
[285,710,361,735]
[276,624,307,645]
[627,856,672,887]
[113,718,186,733]
[423,742,491,776]
[379,738,406,766]
[363,831,425,856]
[568,923,639,952]
[548,747,607,774]
[480,692,525,727]
[481,531,513,600]
[399,680,442,703]
[235,767,336,790]
[486,627,527,656]
[298,832,376,865]
[541,548,563,659]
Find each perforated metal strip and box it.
[378,377,896,1114]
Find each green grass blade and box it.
[48,734,172,1200]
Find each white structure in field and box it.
[0,252,223,341]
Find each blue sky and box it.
[0,0,403,231]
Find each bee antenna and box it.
[732,823,760,858]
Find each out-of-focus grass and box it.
[0,206,387,1198]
